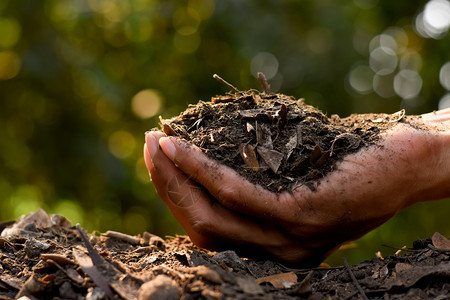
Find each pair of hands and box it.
[144,109,450,265]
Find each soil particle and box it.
[159,91,420,192]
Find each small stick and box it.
[257,72,271,94]
[103,230,141,245]
[343,257,368,300]
[213,74,241,94]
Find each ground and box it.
[0,209,449,299]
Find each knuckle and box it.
[214,184,238,207]
[191,217,214,236]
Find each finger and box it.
[422,108,450,122]
[143,143,154,180]
[158,136,299,221]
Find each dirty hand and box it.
[144,109,450,265]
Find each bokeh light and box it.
[399,50,422,71]
[348,65,374,94]
[439,93,450,109]
[0,18,21,48]
[415,0,450,39]
[439,61,450,90]
[369,47,398,75]
[373,73,396,98]
[108,130,136,159]
[250,52,279,80]
[0,51,21,80]
[393,70,422,99]
[131,89,162,119]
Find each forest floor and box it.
[0,209,449,300]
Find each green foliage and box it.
[0,0,449,264]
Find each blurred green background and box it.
[0,0,449,265]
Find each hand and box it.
[144,110,450,265]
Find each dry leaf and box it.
[432,232,450,249]
[285,132,297,159]
[162,124,177,136]
[315,150,331,167]
[258,72,271,94]
[239,144,259,171]
[277,104,288,129]
[256,123,273,149]
[256,272,297,289]
[257,146,284,173]
[310,145,322,165]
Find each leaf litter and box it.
[158,74,422,192]
[1,209,449,299]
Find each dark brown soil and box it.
[159,91,419,192]
[1,209,449,299]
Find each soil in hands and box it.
[159,76,415,192]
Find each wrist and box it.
[406,129,450,206]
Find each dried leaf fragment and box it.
[310,145,322,165]
[256,272,298,289]
[257,146,284,173]
[239,144,259,171]
[277,104,288,129]
[315,150,331,167]
[432,232,450,249]
[285,133,297,160]
[258,72,271,94]
[159,116,177,136]
[256,123,273,149]
[163,124,177,136]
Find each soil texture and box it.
[159,90,418,192]
[1,209,449,299]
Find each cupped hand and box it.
[144,110,450,265]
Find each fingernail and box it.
[146,132,158,157]
[159,137,176,161]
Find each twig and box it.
[342,257,368,300]
[103,230,141,245]
[213,74,242,94]
[257,72,271,94]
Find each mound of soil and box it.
[1,209,449,299]
[159,88,417,192]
